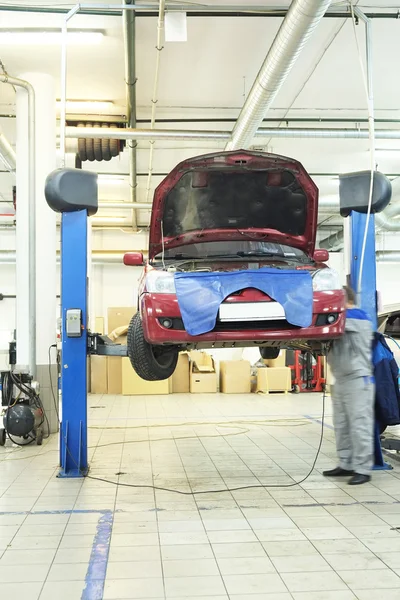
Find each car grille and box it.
[214,319,297,331]
[158,317,298,332]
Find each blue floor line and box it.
[81,510,114,600]
[303,414,334,430]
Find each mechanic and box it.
[323,285,374,485]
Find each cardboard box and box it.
[95,317,105,335]
[171,353,190,393]
[220,360,251,394]
[121,357,170,395]
[87,357,91,394]
[90,356,108,394]
[107,357,123,394]
[107,307,136,335]
[265,349,286,368]
[256,366,291,394]
[189,352,217,394]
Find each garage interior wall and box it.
[1,9,400,367]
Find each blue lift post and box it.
[350,211,391,471]
[58,210,89,477]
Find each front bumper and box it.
[140,290,345,347]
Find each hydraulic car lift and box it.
[45,169,128,477]
[45,167,396,477]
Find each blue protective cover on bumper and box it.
[174,268,313,336]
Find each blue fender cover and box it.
[174,268,313,336]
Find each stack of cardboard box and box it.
[90,311,291,396]
[255,350,292,394]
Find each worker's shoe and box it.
[323,467,354,477]
[348,473,371,485]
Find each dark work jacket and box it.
[373,333,400,427]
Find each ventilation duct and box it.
[0,127,16,172]
[226,0,332,150]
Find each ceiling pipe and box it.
[225,0,332,150]
[65,125,400,142]
[0,128,16,172]
[123,0,138,229]
[99,202,150,209]
[0,73,36,376]
[376,252,400,262]
[1,4,399,18]
[0,250,136,265]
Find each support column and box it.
[16,72,57,432]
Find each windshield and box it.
[156,241,308,261]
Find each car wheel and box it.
[127,313,179,381]
[259,347,280,360]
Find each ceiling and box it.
[1,0,400,237]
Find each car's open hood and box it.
[149,150,318,260]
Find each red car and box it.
[125,150,345,381]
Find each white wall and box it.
[1,229,399,371]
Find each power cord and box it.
[88,390,326,495]
[46,343,327,494]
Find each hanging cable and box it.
[145,0,166,204]
[350,4,376,298]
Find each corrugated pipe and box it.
[0,127,16,172]
[123,0,138,229]
[225,0,332,150]
[65,126,400,142]
[320,190,400,249]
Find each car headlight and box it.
[312,268,341,292]
[145,271,176,294]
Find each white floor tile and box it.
[281,570,348,592]
[3,391,400,600]
[337,568,400,590]
[164,575,226,597]
[223,573,288,595]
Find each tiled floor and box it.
[1,391,400,599]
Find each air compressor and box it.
[0,370,47,446]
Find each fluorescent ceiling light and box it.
[0,31,104,46]
[56,100,114,112]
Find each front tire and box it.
[127,313,179,381]
[259,347,280,360]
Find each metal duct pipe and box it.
[0,250,129,265]
[226,0,332,150]
[319,229,344,251]
[99,202,151,209]
[65,126,400,142]
[0,74,36,375]
[375,212,400,231]
[320,205,400,250]
[0,128,16,172]
[376,251,400,262]
[123,0,138,228]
